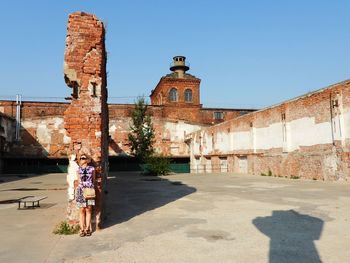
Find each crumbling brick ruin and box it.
[1,13,348,184]
[188,80,350,181]
[63,12,108,228]
[0,55,253,164]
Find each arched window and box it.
[169,88,178,102]
[185,89,192,102]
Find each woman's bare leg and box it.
[85,206,92,232]
[79,207,86,232]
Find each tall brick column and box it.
[63,12,109,229]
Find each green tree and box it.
[146,154,171,176]
[128,97,155,162]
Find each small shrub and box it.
[260,173,267,176]
[145,155,171,176]
[290,175,300,180]
[53,221,80,235]
[267,170,273,176]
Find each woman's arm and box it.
[92,169,96,187]
[74,170,80,188]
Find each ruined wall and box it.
[0,102,69,158]
[0,100,250,159]
[14,117,68,158]
[0,113,15,173]
[108,104,206,157]
[189,80,350,181]
[99,104,241,158]
[63,12,108,227]
[64,12,108,156]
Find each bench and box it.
[17,196,47,209]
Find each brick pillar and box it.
[63,12,109,229]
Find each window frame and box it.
[213,111,224,120]
[169,87,178,102]
[184,89,193,102]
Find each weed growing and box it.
[53,221,80,235]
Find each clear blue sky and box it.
[1,0,350,109]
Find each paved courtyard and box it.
[0,171,349,263]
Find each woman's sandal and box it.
[79,230,86,237]
[86,229,92,236]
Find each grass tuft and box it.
[53,221,80,235]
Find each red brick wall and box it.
[63,11,108,158]
[0,101,68,119]
[0,100,251,159]
[190,80,350,181]
[150,77,201,106]
[0,102,69,158]
[63,12,108,227]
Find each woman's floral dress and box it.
[75,165,95,207]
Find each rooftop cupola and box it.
[170,56,189,78]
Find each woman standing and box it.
[75,153,96,237]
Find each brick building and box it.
[0,113,15,172]
[187,80,350,181]
[0,55,349,181]
[0,56,255,173]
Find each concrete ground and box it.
[0,172,349,263]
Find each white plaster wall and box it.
[164,121,202,142]
[37,125,51,144]
[255,122,283,150]
[53,118,63,129]
[288,117,332,151]
[232,131,251,150]
[109,118,132,132]
[162,121,203,156]
[22,117,66,145]
[108,118,204,156]
[202,133,213,155]
[191,112,350,155]
[109,124,117,134]
[21,120,37,129]
[341,107,350,141]
[192,134,201,155]
[216,131,230,152]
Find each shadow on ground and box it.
[103,172,196,228]
[0,173,47,185]
[253,210,323,263]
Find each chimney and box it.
[169,56,189,78]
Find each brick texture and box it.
[189,80,350,181]
[63,12,108,228]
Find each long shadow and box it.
[103,171,196,228]
[253,210,323,263]
[1,124,57,182]
[109,138,127,155]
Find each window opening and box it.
[169,88,178,102]
[214,112,224,120]
[185,89,192,102]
